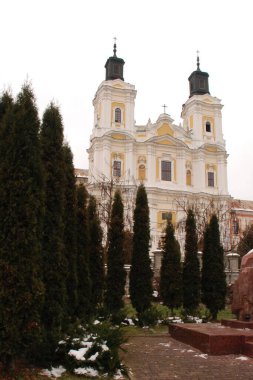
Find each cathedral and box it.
[86,42,247,260]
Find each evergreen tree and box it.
[76,184,92,320]
[160,221,182,311]
[201,214,226,320]
[237,224,253,258]
[62,144,78,318]
[130,184,153,314]
[0,85,44,369]
[182,209,200,313]
[40,103,67,341]
[105,190,126,314]
[88,195,104,309]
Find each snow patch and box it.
[68,342,93,360]
[236,356,249,360]
[74,366,99,376]
[89,351,99,361]
[159,343,171,347]
[194,353,208,359]
[41,366,66,378]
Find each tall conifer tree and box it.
[182,209,200,313]
[201,214,226,319]
[76,185,92,320]
[88,196,104,309]
[160,221,182,311]
[0,86,44,369]
[40,103,67,341]
[105,190,126,314]
[62,144,78,318]
[130,184,153,314]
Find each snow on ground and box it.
[74,367,99,376]
[236,356,249,360]
[194,353,208,359]
[41,366,66,378]
[159,343,171,347]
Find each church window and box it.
[206,121,211,132]
[113,160,121,177]
[161,161,172,181]
[138,164,146,181]
[115,108,121,123]
[162,212,172,221]
[232,220,239,235]
[208,171,214,187]
[186,170,192,186]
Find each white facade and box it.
[87,50,231,254]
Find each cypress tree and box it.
[130,184,153,314]
[40,103,67,341]
[201,214,226,320]
[62,144,78,318]
[88,195,104,310]
[76,184,92,321]
[160,221,182,311]
[0,85,44,369]
[105,190,126,314]
[182,209,200,313]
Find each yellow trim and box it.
[156,139,174,145]
[189,115,193,129]
[111,102,125,125]
[173,159,177,182]
[205,146,217,152]
[186,170,192,186]
[157,211,176,230]
[111,133,126,140]
[138,164,146,181]
[157,123,174,137]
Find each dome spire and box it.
[105,38,125,81]
[196,49,200,71]
[188,51,210,97]
[113,37,117,57]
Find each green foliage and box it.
[55,321,127,377]
[0,85,44,368]
[88,196,105,309]
[76,185,92,321]
[130,184,153,314]
[40,103,67,341]
[201,214,227,320]
[105,190,126,314]
[183,209,200,313]
[160,221,182,310]
[237,224,253,258]
[62,144,78,318]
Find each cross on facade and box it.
[162,104,167,114]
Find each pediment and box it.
[157,122,174,137]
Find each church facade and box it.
[87,43,232,255]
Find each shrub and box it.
[55,321,128,377]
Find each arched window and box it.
[138,164,146,181]
[115,108,121,123]
[206,121,211,132]
[186,169,192,186]
[113,160,121,177]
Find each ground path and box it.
[122,334,253,380]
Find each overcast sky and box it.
[1,0,253,200]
